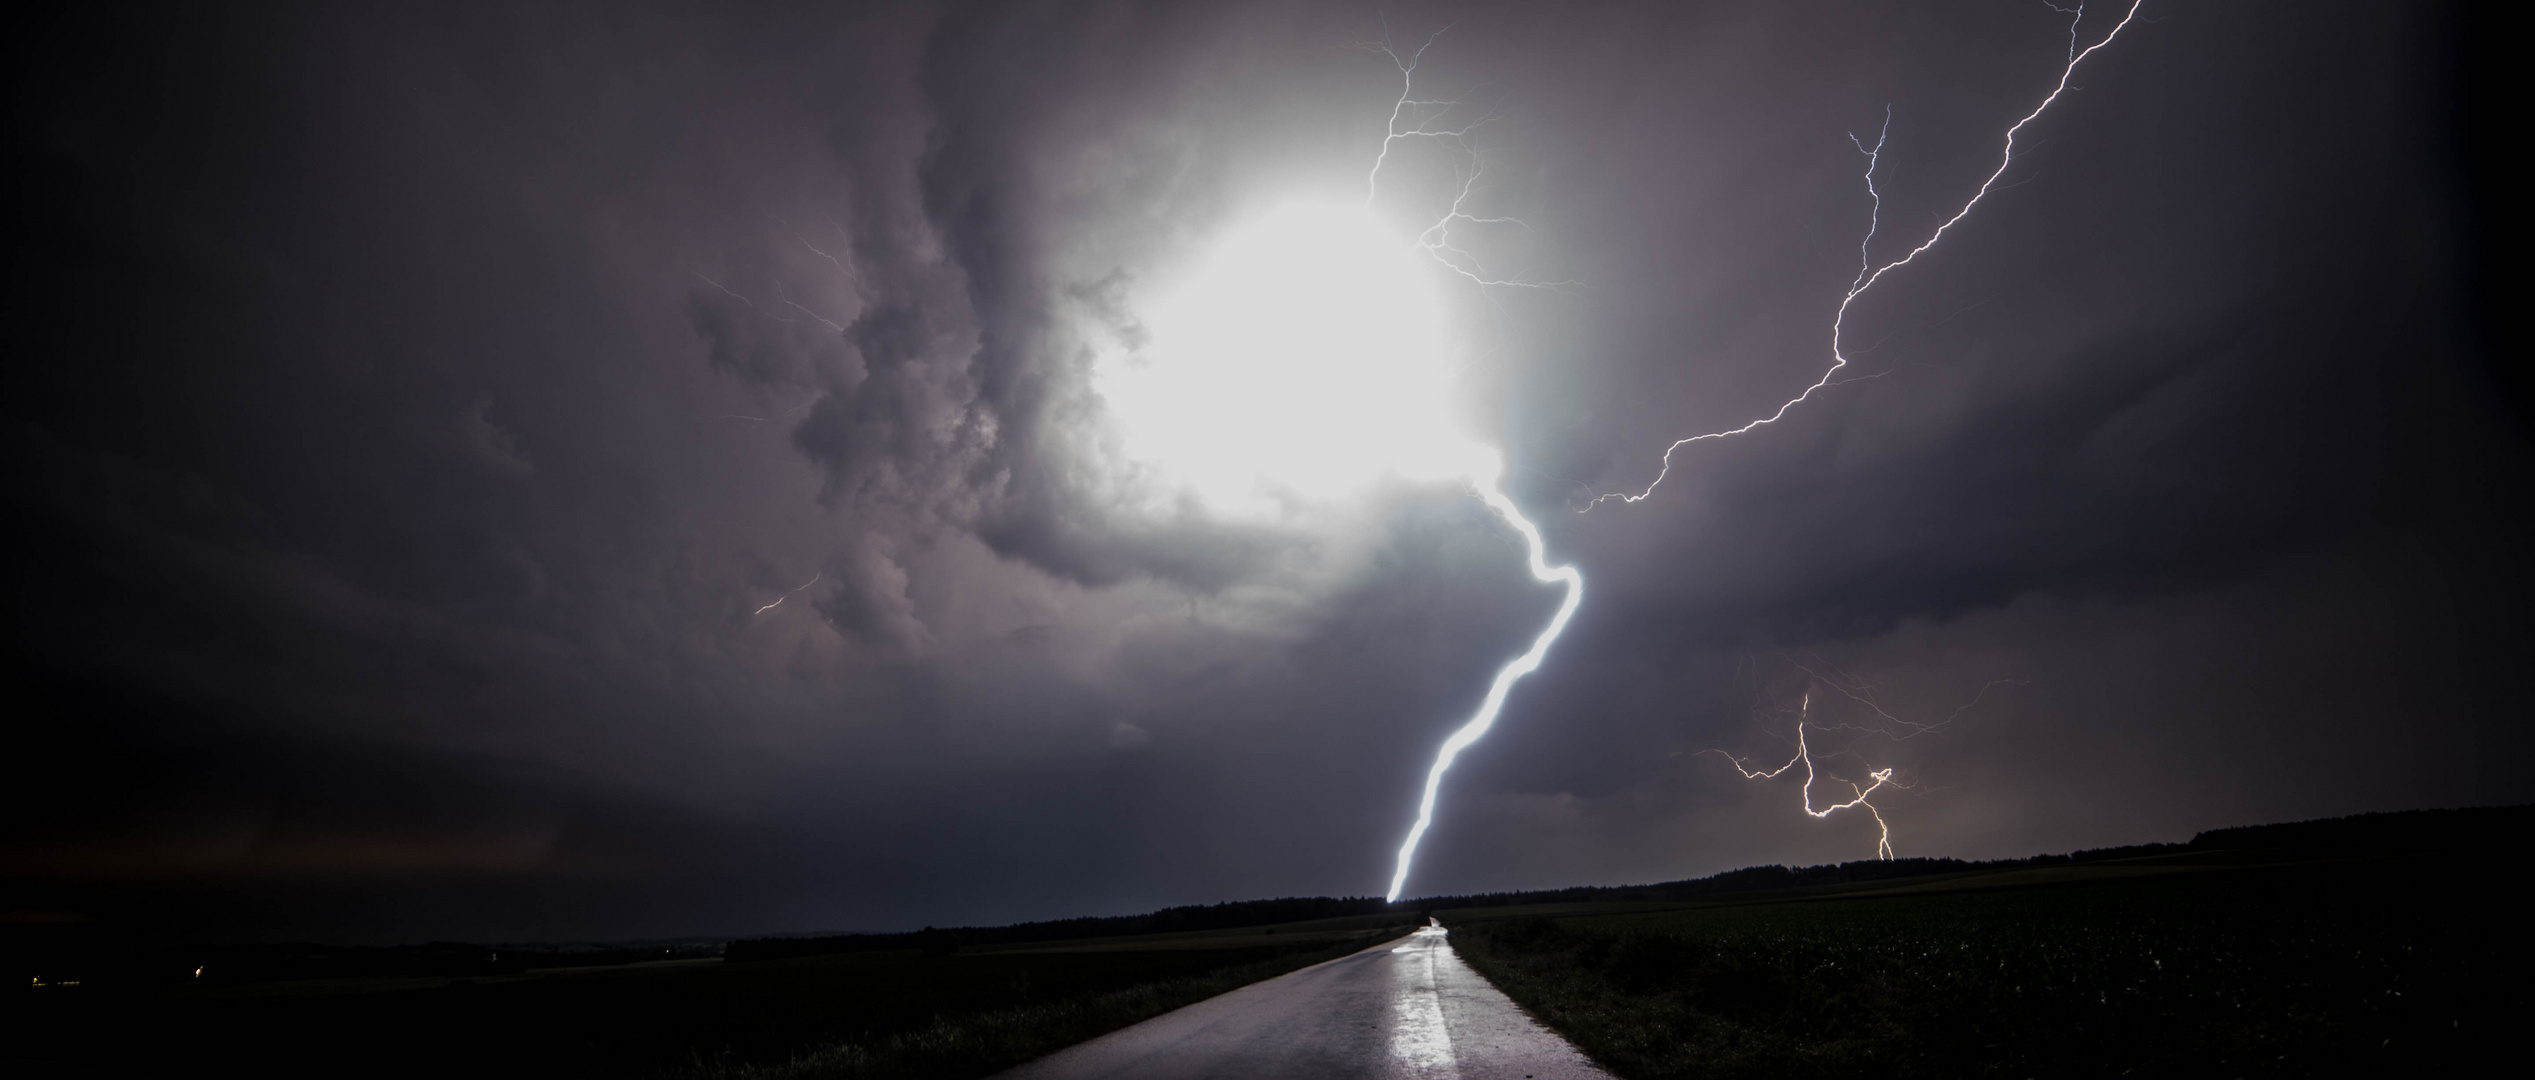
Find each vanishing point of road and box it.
[993,923,1613,1080]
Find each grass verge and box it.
[681,932,1394,1079]
[4,923,1411,1079]
[1447,857,2513,1078]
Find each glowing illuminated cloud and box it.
[1093,197,1581,905]
[1096,203,1492,513]
[1102,0,2140,904]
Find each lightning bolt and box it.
[1587,0,2143,509]
[1785,654,2025,740]
[1707,665,2021,859]
[1367,27,1585,903]
[1705,692,1898,859]
[753,571,821,616]
[1378,3,2138,899]
[1385,458,1584,902]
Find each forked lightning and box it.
[1379,2,2143,900]
[1587,0,2143,509]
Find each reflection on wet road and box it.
[994,922,1611,1080]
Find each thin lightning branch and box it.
[774,281,846,334]
[1782,656,2022,741]
[1365,24,1587,903]
[1705,693,1898,858]
[1385,4,2116,898]
[696,270,800,324]
[795,232,849,274]
[1941,677,2024,725]
[1847,106,1891,297]
[1365,25,1455,208]
[692,271,756,306]
[774,213,863,289]
[1710,668,2019,856]
[711,395,822,430]
[752,572,821,616]
[2043,2,2089,62]
[1803,671,2026,741]
[1386,467,1584,902]
[1798,667,1943,739]
[1586,0,2142,509]
[1365,29,1579,293]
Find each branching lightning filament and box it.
[1587,0,2143,509]
[1367,28,1576,293]
[1370,26,1583,903]
[1384,3,2132,899]
[1706,692,1898,859]
[753,572,821,616]
[1707,663,2020,859]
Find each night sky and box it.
[7,1,2527,945]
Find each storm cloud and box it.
[5,0,2526,944]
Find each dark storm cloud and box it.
[6,1,2526,944]
[679,4,1318,604]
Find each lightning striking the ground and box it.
[1382,4,2139,898]
[1385,460,1584,902]
[1371,29,1584,903]
[1586,0,2143,509]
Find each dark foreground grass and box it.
[682,936,1378,1080]
[6,926,1405,1079]
[1448,856,2515,1079]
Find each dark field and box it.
[1446,849,2518,1079]
[4,916,1414,1079]
[10,810,2522,1078]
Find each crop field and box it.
[1446,851,2513,1079]
[13,810,2516,1078]
[6,917,1416,1079]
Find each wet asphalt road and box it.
[992,924,1613,1080]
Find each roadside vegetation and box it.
[1447,851,2513,1078]
[683,931,1386,1079]
[6,916,1412,1079]
[13,808,2518,1077]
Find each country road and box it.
[992,923,1613,1080]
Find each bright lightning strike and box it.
[1704,662,2020,859]
[1087,25,1582,903]
[1385,456,1583,902]
[1586,0,2144,510]
[1705,692,1898,859]
[753,572,821,616]
[1382,3,2139,899]
[1369,28,1583,904]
